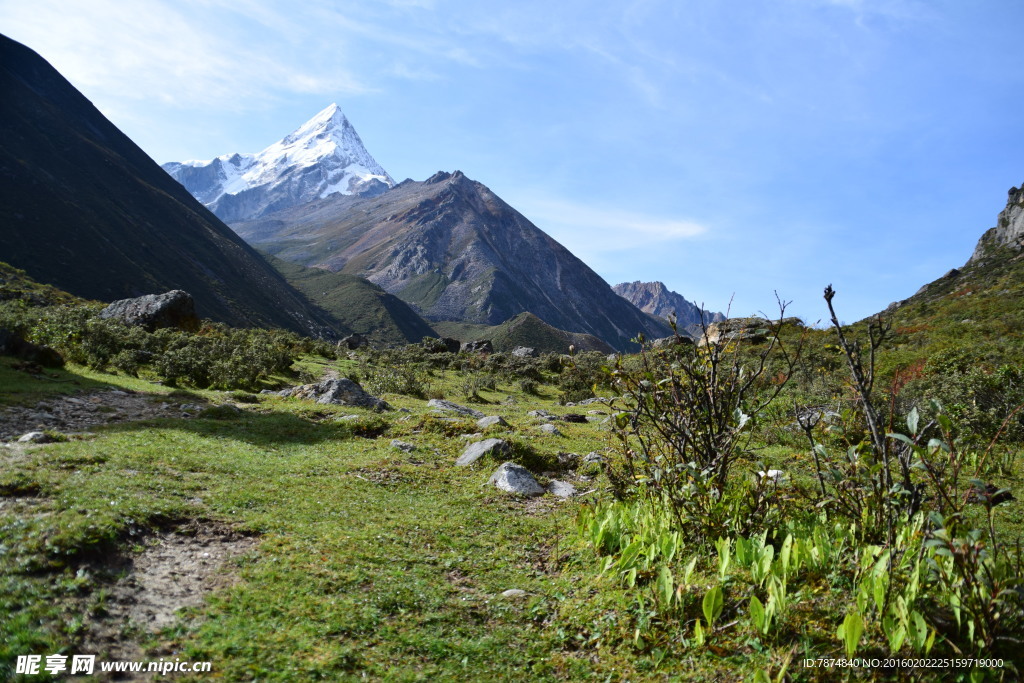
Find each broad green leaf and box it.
[887,432,914,445]
[906,406,919,435]
[656,565,674,608]
[909,610,928,652]
[749,595,766,633]
[837,612,864,658]
[682,556,697,586]
[702,585,724,628]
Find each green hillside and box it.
[433,312,614,354]
[267,257,437,346]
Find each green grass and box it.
[0,358,638,680]
[3,339,1022,681]
[0,360,114,406]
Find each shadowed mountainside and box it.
[0,34,336,336]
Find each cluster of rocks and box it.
[698,317,803,346]
[451,436,597,499]
[276,378,392,412]
[527,409,589,424]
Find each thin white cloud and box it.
[520,196,708,252]
[0,0,369,111]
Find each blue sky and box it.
[3,0,1024,324]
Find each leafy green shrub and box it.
[518,378,539,395]
[557,351,611,404]
[362,365,429,398]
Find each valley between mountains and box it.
[2,30,1024,682]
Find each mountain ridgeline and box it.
[612,281,724,334]
[0,34,339,337]
[228,170,671,351]
[162,104,394,224]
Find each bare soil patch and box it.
[0,390,199,441]
[81,522,257,676]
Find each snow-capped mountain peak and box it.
[162,104,394,223]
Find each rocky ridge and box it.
[231,170,670,351]
[613,281,724,334]
[969,185,1024,264]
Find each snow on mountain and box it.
[163,104,394,223]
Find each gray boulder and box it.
[456,438,510,466]
[548,480,577,498]
[539,423,562,436]
[17,431,50,444]
[391,440,416,453]
[428,399,484,418]
[338,333,368,350]
[99,290,199,331]
[281,378,391,412]
[476,415,509,429]
[461,339,493,354]
[487,462,545,497]
[511,346,538,358]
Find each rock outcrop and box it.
[99,290,200,332]
[969,185,1024,263]
[699,317,802,346]
[280,378,391,412]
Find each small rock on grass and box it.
[456,438,511,466]
[501,589,528,599]
[487,462,544,497]
[539,423,562,436]
[547,480,577,498]
[391,440,416,453]
[427,399,484,418]
[476,415,509,429]
[17,431,50,444]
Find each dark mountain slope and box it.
[0,34,334,336]
[231,171,671,350]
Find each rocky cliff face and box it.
[0,33,337,336]
[231,171,671,350]
[613,281,724,329]
[969,185,1024,264]
[163,104,394,223]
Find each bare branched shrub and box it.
[608,299,800,541]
